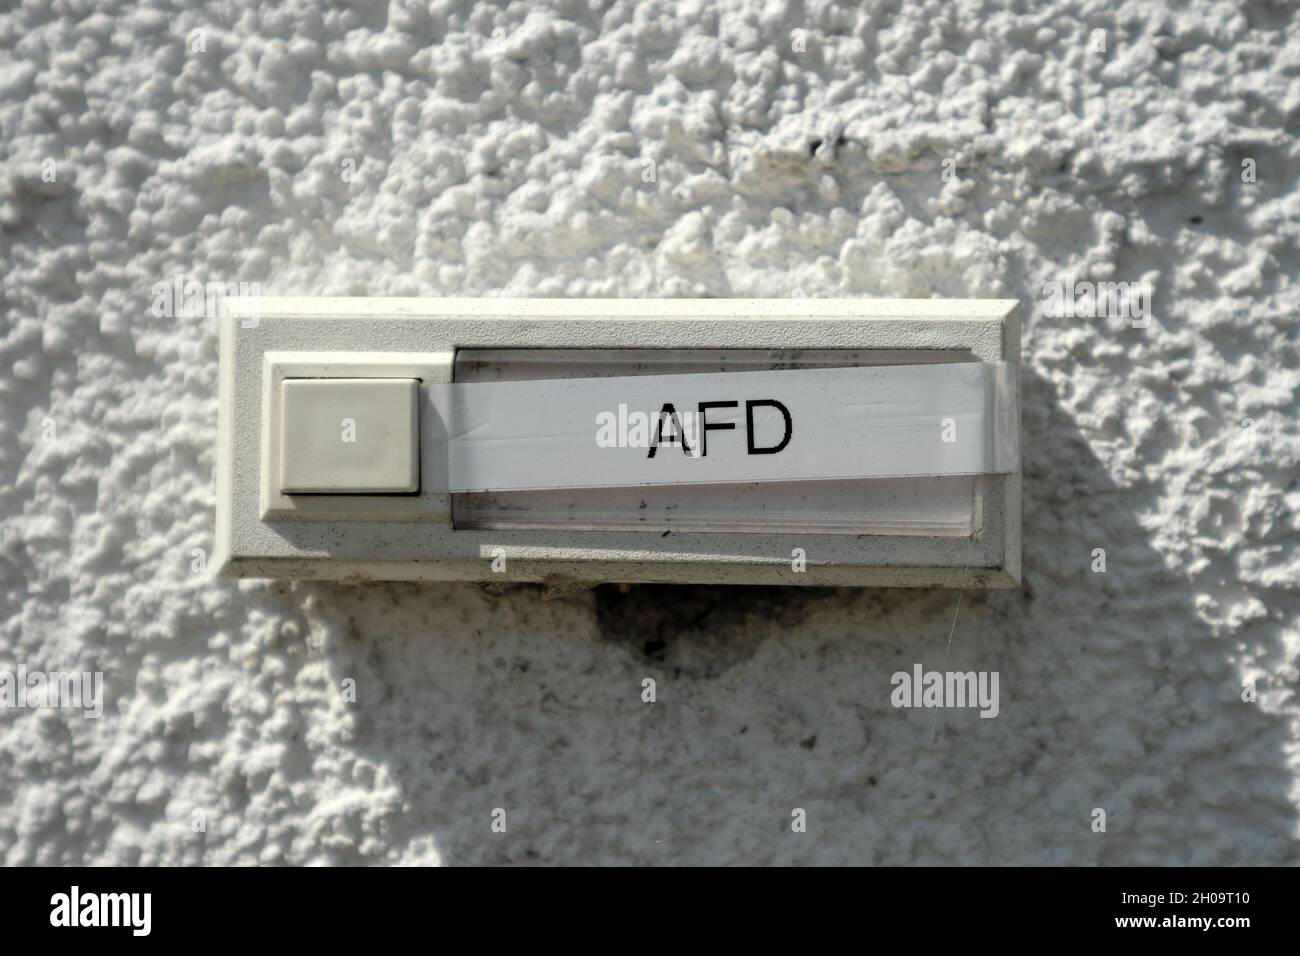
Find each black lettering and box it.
[696,401,738,457]
[647,403,693,458]
[746,399,792,454]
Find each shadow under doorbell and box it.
[215,298,1021,588]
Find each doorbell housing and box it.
[215,298,1020,587]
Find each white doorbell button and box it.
[278,378,419,494]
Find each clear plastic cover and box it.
[451,348,985,537]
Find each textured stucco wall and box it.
[1,0,1297,864]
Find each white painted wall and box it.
[1,0,1296,864]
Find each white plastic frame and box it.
[215,298,1021,588]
